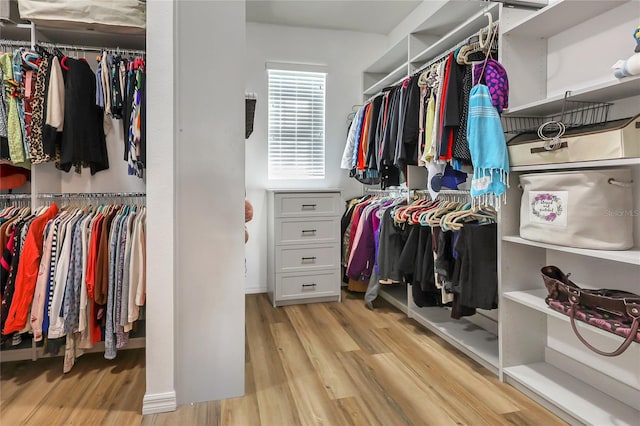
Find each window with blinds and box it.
[268,69,326,180]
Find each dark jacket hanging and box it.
[59,58,109,175]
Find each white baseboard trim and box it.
[245,287,267,294]
[142,391,177,415]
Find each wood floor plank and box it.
[367,352,462,425]
[369,326,519,422]
[245,294,301,426]
[336,350,413,426]
[3,292,566,426]
[304,303,360,352]
[285,305,359,400]
[220,361,261,426]
[332,396,384,426]
[271,321,349,426]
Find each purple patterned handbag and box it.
[541,265,640,356]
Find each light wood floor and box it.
[2,291,565,425]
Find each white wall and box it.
[144,0,176,414]
[174,0,246,405]
[244,23,387,293]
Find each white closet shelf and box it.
[503,289,635,341]
[502,236,640,265]
[504,362,640,426]
[510,157,640,172]
[503,75,640,117]
[363,62,408,96]
[502,0,630,38]
[409,304,499,374]
[363,36,408,75]
[379,284,408,314]
[409,3,499,66]
[0,337,146,363]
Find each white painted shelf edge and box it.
[504,362,640,426]
[510,157,640,172]
[502,236,640,265]
[363,62,408,96]
[0,336,146,363]
[363,36,408,75]
[502,0,630,38]
[503,289,635,342]
[409,304,499,373]
[503,75,640,116]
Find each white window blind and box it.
[268,69,326,180]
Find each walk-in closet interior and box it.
[1,1,639,425]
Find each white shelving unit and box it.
[500,0,640,117]
[0,21,146,363]
[365,0,519,381]
[503,236,640,265]
[359,0,640,422]
[500,155,640,425]
[498,1,640,423]
[361,0,495,98]
[504,363,640,426]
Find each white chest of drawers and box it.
[267,190,342,307]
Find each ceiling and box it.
[246,0,423,34]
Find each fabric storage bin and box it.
[18,0,146,33]
[508,115,640,167]
[519,168,634,250]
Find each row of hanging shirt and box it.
[0,44,146,178]
[0,199,146,372]
[340,24,510,208]
[342,191,498,318]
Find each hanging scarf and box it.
[467,84,509,207]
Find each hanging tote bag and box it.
[541,266,640,356]
[519,168,634,250]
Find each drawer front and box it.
[277,271,340,300]
[276,218,339,245]
[276,244,339,272]
[275,193,340,218]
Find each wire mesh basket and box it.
[501,91,612,136]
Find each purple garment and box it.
[473,59,509,113]
[346,206,377,280]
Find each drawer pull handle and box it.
[301,229,317,234]
[301,257,317,261]
[302,283,317,288]
[301,204,317,209]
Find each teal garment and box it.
[466,84,509,205]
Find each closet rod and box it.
[37,192,146,198]
[413,189,471,196]
[0,193,32,199]
[412,21,499,76]
[37,42,146,56]
[0,39,31,47]
[0,39,145,55]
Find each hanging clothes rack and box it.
[37,42,145,56]
[413,21,500,76]
[37,192,146,199]
[0,39,145,56]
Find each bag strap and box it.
[568,299,640,357]
[558,282,640,317]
